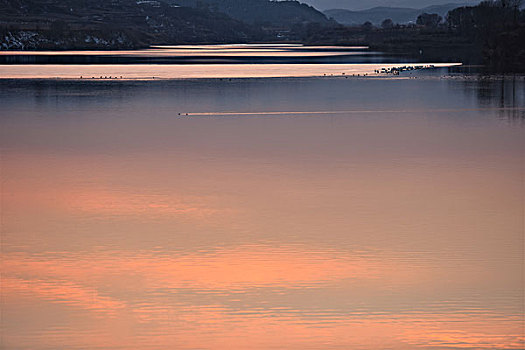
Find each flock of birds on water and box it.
[77,64,437,80]
[376,64,436,75]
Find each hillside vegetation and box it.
[324,3,473,25]
[308,0,525,72]
[0,0,332,49]
[170,0,331,27]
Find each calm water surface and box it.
[0,71,524,349]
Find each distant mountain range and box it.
[304,0,478,11]
[324,3,475,25]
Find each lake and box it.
[0,45,524,350]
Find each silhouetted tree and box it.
[446,1,525,71]
[381,18,394,29]
[362,21,373,31]
[416,13,442,27]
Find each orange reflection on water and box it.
[1,76,523,349]
[0,63,461,79]
[63,188,219,218]
[2,277,126,316]
[3,247,523,349]
[400,317,525,349]
[3,245,412,291]
[6,182,224,219]
[0,44,367,57]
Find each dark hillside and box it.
[0,0,261,49]
[0,0,335,49]
[167,0,335,39]
[170,0,331,26]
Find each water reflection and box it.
[0,44,402,65]
[1,76,524,350]
[0,63,460,79]
[454,75,525,121]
